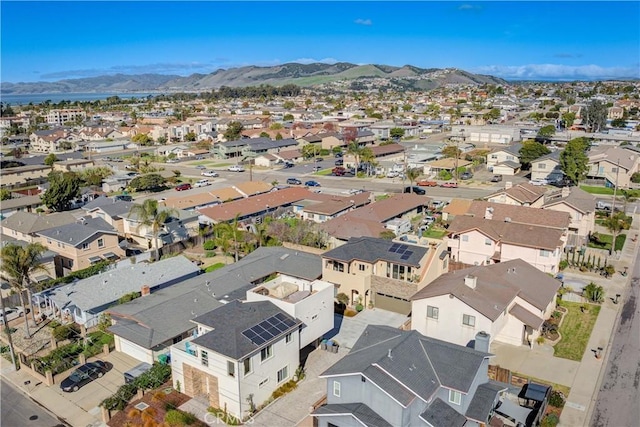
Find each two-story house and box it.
[1,211,76,243]
[411,259,561,349]
[587,145,640,188]
[36,216,123,276]
[123,206,199,252]
[447,215,565,273]
[321,237,449,314]
[484,182,547,207]
[313,325,507,427]
[543,186,597,246]
[530,151,563,182]
[170,300,302,420]
[486,143,522,176]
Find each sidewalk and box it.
[559,213,640,427]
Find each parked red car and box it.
[417,180,438,187]
[440,182,458,188]
[175,183,192,191]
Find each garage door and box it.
[374,293,411,315]
[116,336,153,364]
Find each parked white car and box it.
[0,306,26,324]
[228,165,245,172]
[194,179,211,188]
[201,170,219,177]
[529,178,549,186]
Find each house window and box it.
[449,390,462,405]
[612,167,618,173]
[82,243,89,250]
[491,155,498,159]
[319,215,326,221]
[463,314,476,327]
[68,259,73,268]
[332,261,344,272]
[97,238,104,248]
[260,345,273,362]
[507,155,514,161]
[485,238,492,246]
[462,235,469,242]
[200,350,209,367]
[427,306,439,320]
[333,381,341,397]
[277,366,288,383]
[359,264,366,271]
[392,264,406,280]
[259,378,269,387]
[227,361,235,377]
[539,163,546,169]
[243,358,252,376]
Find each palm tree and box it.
[1,242,47,339]
[128,199,177,261]
[603,211,628,255]
[346,142,365,173]
[0,294,18,369]
[621,189,638,213]
[406,167,422,187]
[213,215,243,262]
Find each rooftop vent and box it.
[464,275,477,289]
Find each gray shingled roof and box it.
[313,403,393,427]
[543,187,596,214]
[82,196,134,217]
[322,325,490,400]
[40,255,200,312]
[322,237,428,268]
[37,216,117,246]
[191,300,301,360]
[465,381,508,423]
[419,398,467,427]
[411,259,561,321]
[1,211,76,234]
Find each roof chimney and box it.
[505,181,513,190]
[387,349,393,359]
[464,275,477,289]
[474,331,490,353]
[484,207,494,220]
[561,186,570,198]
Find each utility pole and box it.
[611,158,620,217]
[455,128,464,183]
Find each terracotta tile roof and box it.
[448,216,565,250]
[198,187,313,222]
[466,201,570,229]
[411,259,561,321]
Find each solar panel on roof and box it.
[400,251,413,260]
[242,313,297,345]
[389,243,401,252]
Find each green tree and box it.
[223,121,244,141]
[390,128,405,139]
[519,140,551,170]
[156,135,168,145]
[128,174,165,192]
[283,113,294,121]
[379,230,396,240]
[346,142,365,172]
[621,189,639,212]
[537,125,556,142]
[562,112,576,128]
[0,189,11,201]
[583,282,604,303]
[438,170,453,180]
[611,118,627,128]
[132,133,152,146]
[41,171,81,212]
[259,131,270,138]
[275,133,283,140]
[406,167,421,186]
[283,100,295,109]
[483,108,501,122]
[44,153,59,166]
[184,131,197,141]
[602,211,629,255]
[582,100,607,133]
[441,146,462,158]
[127,200,177,261]
[402,104,412,112]
[213,214,243,262]
[1,242,48,338]
[560,138,589,184]
[270,122,284,130]
[302,144,320,159]
[80,166,113,187]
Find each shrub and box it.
[559,260,568,270]
[207,407,241,425]
[335,292,349,305]
[52,323,81,341]
[549,390,565,408]
[541,413,560,427]
[584,282,605,303]
[165,409,198,426]
[203,240,216,250]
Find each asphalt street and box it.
[1,378,67,427]
[590,250,640,427]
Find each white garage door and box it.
[116,336,153,364]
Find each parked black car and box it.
[60,360,108,392]
[286,177,302,185]
[403,186,426,195]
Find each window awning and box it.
[88,256,102,264]
[103,252,118,259]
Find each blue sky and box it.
[1,1,639,83]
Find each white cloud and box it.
[291,58,339,64]
[474,63,640,80]
[458,4,482,11]
[354,18,372,26]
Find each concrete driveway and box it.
[324,308,409,350]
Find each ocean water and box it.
[0,92,163,105]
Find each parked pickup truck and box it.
[417,180,438,187]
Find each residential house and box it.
[320,193,429,246]
[447,214,566,273]
[321,236,449,314]
[587,145,640,188]
[1,235,58,282]
[109,246,322,364]
[46,109,86,126]
[442,199,474,222]
[0,195,46,220]
[52,158,95,173]
[1,211,76,243]
[424,157,473,177]
[293,191,371,223]
[0,164,51,189]
[82,196,135,234]
[456,125,522,145]
[486,143,522,176]
[36,216,124,276]
[543,186,597,245]
[85,140,132,153]
[530,151,563,182]
[170,300,302,419]
[34,255,200,327]
[313,325,508,427]
[411,259,561,349]
[123,207,199,252]
[484,182,547,207]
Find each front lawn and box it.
[422,228,448,239]
[553,300,601,361]
[579,185,615,195]
[588,233,627,252]
[204,263,225,273]
[314,169,333,176]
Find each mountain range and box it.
[0,62,508,94]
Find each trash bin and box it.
[321,339,327,350]
[326,340,334,351]
[331,343,339,353]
